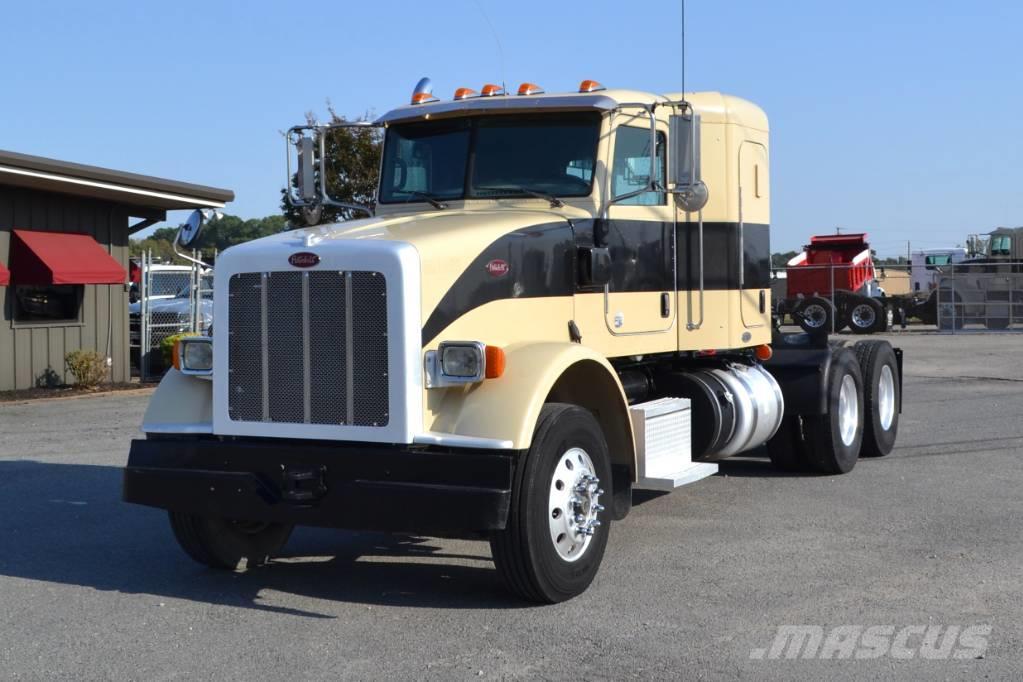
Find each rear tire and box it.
[848,297,885,334]
[802,348,864,474]
[853,341,900,458]
[169,513,293,570]
[491,404,612,603]
[794,296,835,334]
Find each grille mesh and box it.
[227,270,389,427]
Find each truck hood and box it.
[219,206,586,331]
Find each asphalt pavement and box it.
[0,331,1021,679]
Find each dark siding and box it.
[0,186,131,391]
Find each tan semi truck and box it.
[123,78,903,603]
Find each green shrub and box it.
[161,332,200,365]
[64,350,108,388]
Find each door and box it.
[738,140,770,328]
[602,123,675,336]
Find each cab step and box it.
[630,397,718,491]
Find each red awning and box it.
[0,261,9,286]
[11,230,127,285]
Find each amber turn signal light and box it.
[485,345,506,379]
[754,344,773,361]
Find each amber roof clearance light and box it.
[517,82,544,96]
[578,79,605,93]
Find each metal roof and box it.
[0,149,234,211]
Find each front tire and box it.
[169,513,293,570]
[491,404,612,603]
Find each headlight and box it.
[425,341,504,388]
[440,343,484,378]
[175,337,213,376]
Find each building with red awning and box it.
[0,149,233,391]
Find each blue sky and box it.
[1,0,1020,255]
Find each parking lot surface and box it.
[1,332,1021,679]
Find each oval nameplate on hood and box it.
[289,252,320,268]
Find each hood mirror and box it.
[176,209,205,248]
[176,208,222,248]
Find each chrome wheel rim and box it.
[851,303,876,328]
[838,374,859,447]
[878,365,895,431]
[548,447,604,562]
[802,303,828,329]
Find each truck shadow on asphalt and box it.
[0,460,533,616]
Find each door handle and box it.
[661,292,671,318]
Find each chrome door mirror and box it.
[296,135,317,203]
[669,113,709,213]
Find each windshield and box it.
[991,236,1012,256]
[149,272,191,297]
[378,112,601,204]
[924,254,952,269]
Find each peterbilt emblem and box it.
[486,259,509,277]
[289,252,320,268]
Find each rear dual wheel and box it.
[491,404,611,603]
[793,297,835,334]
[847,297,886,334]
[766,347,864,474]
[853,340,900,457]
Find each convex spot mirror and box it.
[669,112,709,213]
[176,208,222,248]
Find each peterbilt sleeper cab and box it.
[123,79,903,603]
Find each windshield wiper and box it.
[475,185,564,208]
[404,190,448,210]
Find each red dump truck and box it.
[778,233,888,334]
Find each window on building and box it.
[13,285,83,323]
[612,126,666,206]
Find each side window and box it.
[565,158,593,183]
[612,126,666,206]
[13,285,83,323]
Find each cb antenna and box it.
[681,0,687,98]
[473,0,506,94]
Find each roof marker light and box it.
[579,79,605,93]
[480,83,504,97]
[517,82,544,96]
[410,77,439,105]
[453,87,478,100]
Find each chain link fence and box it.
[771,260,1023,334]
[934,262,1023,332]
[129,251,213,381]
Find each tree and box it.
[281,108,383,226]
[771,251,799,269]
[129,214,290,263]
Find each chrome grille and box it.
[227,270,389,427]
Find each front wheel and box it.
[491,404,611,603]
[169,513,293,570]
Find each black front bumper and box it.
[123,437,517,536]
